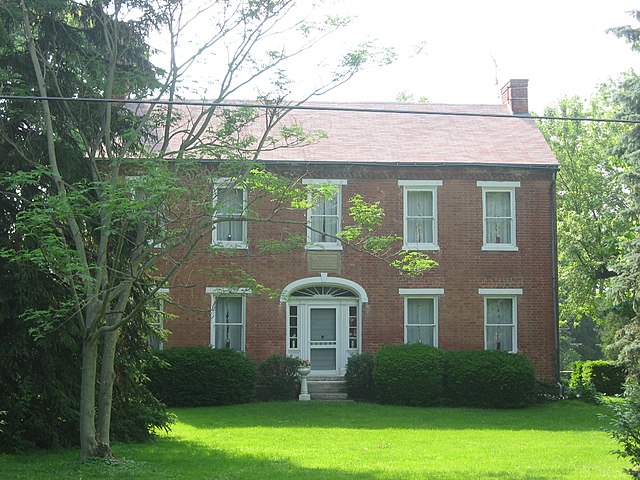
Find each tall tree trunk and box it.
[96,329,119,452]
[79,336,99,461]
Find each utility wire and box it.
[1,94,640,124]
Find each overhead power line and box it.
[1,94,640,124]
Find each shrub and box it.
[257,355,301,401]
[147,347,256,407]
[345,353,376,402]
[444,350,535,408]
[605,385,640,479]
[374,344,444,406]
[572,360,625,396]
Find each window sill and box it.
[305,244,343,251]
[402,244,440,252]
[482,245,518,252]
[211,242,249,250]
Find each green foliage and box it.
[605,384,640,479]
[443,350,536,408]
[147,348,256,407]
[537,88,632,329]
[345,352,376,402]
[570,360,625,396]
[374,344,444,406]
[256,355,301,401]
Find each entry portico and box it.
[281,274,368,376]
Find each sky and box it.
[296,0,640,112]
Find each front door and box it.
[309,307,338,373]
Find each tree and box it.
[537,86,633,360]
[0,0,431,460]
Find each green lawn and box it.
[0,401,630,479]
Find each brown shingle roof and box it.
[257,102,558,167]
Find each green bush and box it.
[345,353,376,402]
[257,355,301,401]
[444,350,535,408]
[606,385,640,479]
[147,347,256,407]
[374,344,444,406]
[571,360,625,396]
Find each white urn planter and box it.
[298,365,311,401]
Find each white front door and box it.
[309,306,338,373]
[286,299,360,376]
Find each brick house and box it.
[160,79,560,382]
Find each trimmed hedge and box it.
[147,347,256,407]
[257,355,301,401]
[345,353,376,402]
[374,344,444,406]
[570,360,625,396]
[444,350,535,408]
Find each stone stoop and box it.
[307,376,351,401]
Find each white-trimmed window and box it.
[399,180,441,250]
[148,288,170,351]
[207,287,251,351]
[303,179,346,250]
[479,288,522,353]
[478,181,519,251]
[213,180,247,248]
[399,288,443,347]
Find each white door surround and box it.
[282,275,367,376]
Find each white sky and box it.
[305,0,640,112]
[155,1,640,113]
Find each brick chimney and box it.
[501,79,529,114]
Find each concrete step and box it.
[307,380,347,394]
[310,392,351,402]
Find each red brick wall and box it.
[162,164,559,381]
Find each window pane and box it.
[486,298,513,325]
[407,325,435,346]
[486,325,513,351]
[214,324,243,350]
[486,218,511,244]
[218,188,243,215]
[216,219,243,241]
[486,191,511,217]
[407,190,433,216]
[215,297,242,324]
[310,308,336,342]
[312,195,338,216]
[309,215,338,242]
[407,218,433,243]
[407,298,435,325]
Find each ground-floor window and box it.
[479,288,522,353]
[399,288,443,347]
[207,287,250,351]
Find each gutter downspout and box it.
[550,169,560,382]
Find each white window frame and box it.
[479,288,522,353]
[206,287,251,351]
[212,179,248,249]
[302,179,347,251]
[399,180,442,251]
[477,181,520,251]
[399,288,444,347]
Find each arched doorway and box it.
[281,274,368,376]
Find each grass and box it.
[0,400,630,479]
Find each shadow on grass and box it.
[172,400,611,433]
[55,437,569,480]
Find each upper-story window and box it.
[477,181,520,251]
[302,179,346,250]
[399,180,442,251]
[479,288,522,353]
[213,180,247,248]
